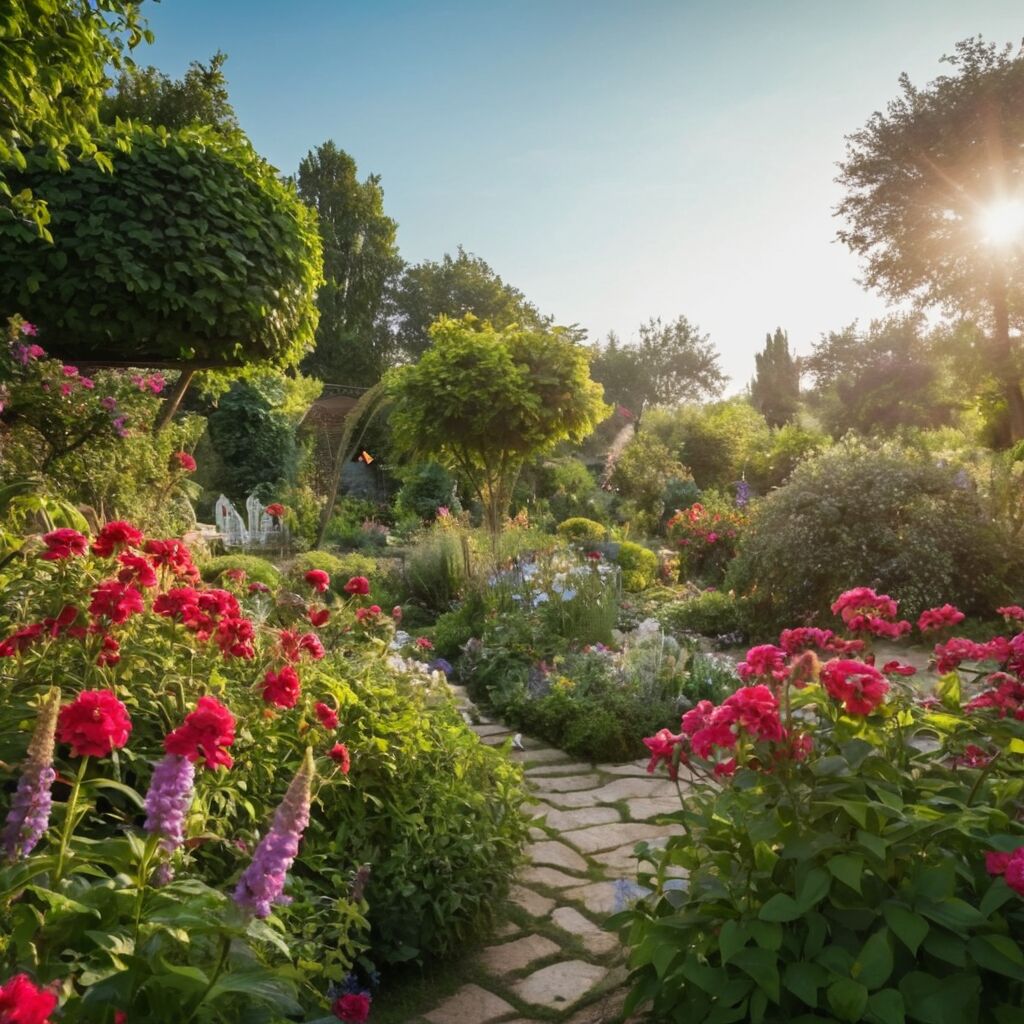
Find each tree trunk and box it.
[153,369,195,434]
[991,276,1024,442]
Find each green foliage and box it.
[615,541,659,592]
[200,553,281,587]
[610,430,692,533]
[557,517,608,544]
[727,439,1016,634]
[660,589,748,638]
[430,594,486,660]
[531,457,603,524]
[667,494,748,585]
[288,549,377,597]
[395,462,460,522]
[387,316,609,534]
[400,527,471,615]
[0,124,322,366]
[751,327,800,427]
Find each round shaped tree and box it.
[0,124,322,367]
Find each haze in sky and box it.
[138,0,1024,387]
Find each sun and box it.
[977,198,1024,247]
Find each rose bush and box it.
[618,588,1024,1023]
[667,494,747,586]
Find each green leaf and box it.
[916,897,987,933]
[968,935,1024,981]
[25,886,100,918]
[828,978,869,1022]
[796,868,831,910]
[856,928,894,990]
[731,947,780,1003]
[784,961,827,1007]
[936,671,961,710]
[754,841,780,873]
[207,971,301,1014]
[719,920,748,964]
[867,988,905,1024]
[882,903,928,955]
[759,893,802,922]
[828,853,864,893]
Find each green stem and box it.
[966,751,1001,807]
[185,933,230,1023]
[132,833,161,944]
[55,756,89,882]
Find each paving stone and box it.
[478,933,561,976]
[563,879,650,915]
[564,985,631,1023]
[552,905,620,955]
[527,839,589,872]
[529,773,602,793]
[516,747,573,765]
[510,959,608,1010]
[601,760,651,776]
[537,804,621,831]
[528,826,547,840]
[622,796,683,821]
[494,920,521,938]
[562,822,670,855]
[541,787,603,809]
[480,732,515,747]
[588,777,680,802]
[423,983,514,1024]
[448,685,471,702]
[526,761,594,776]
[472,723,514,737]
[508,884,555,918]
[519,865,588,889]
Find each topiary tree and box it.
[0,124,322,371]
[387,316,609,537]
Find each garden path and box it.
[416,686,682,1024]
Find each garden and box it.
[3,6,1024,1023]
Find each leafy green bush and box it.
[395,462,461,521]
[660,589,747,638]
[557,517,608,544]
[200,552,281,586]
[288,550,377,596]
[615,540,658,591]
[728,439,1016,634]
[431,593,486,659]
[401,527,471,615]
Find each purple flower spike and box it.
[144,754,196,883]
[233,748,314,918]
[2,689,60,861]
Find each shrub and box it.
[615,540,658,591]
[661,589,747,638]
[395,462,461,521]
[288,550,377,596]
[201,552,281,587]
[616,590,1024,1023]
[401,527,472,615]
[727,439,1016,635]
[666,493,747,584]
[431,593,486,659]
[557,517,608,544]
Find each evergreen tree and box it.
[750,328,800,427]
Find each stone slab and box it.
[622,796,683,821]
[519,865,589,889]
[562,822,670,855]
[527,840,589,872]
[552,905,620,955]
[510,959,608,1011]
[563,879,650,915]
[538,805,621,832]
[508,884,555,918]
[529,773,602,793]
[541,788,603,809]
[589,777,680,802]
[494,920,521,938]
[478,933,561,976]
[526,761,594,777]
[424,983,514,1024]
[472,723,514,737]
[480,732,515,747]
[515,747,573,765]
[528,826,547,840]
[601,760,652,776]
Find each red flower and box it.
[315,702,339,730]
[89,580,145,624]
[328,743,351,773]
[332,993,371,1023]
[305,569,330,593]
[585,551,602,561]
[117,553,158,588]
[164,696,236,770]
[997,605,1024,622]
[391,606,402,623]
[223,568,247,583]
[343,576,370,595]
[97,634,121,667]
[964,672,1024,719]
[91,521,144,557]
[953,744,992,768]
[820,659,889,715]
[917,604,965,632]
[41,528,88,561]
[933,636,1010,674]
[153,587,200,621]
[144,539,197,578]
[737,644,788,684]
[214,616,255,659]
[172,451,196,472]
[987,850,1013,876]
[308,608,330,627]
[57,690,132,757]
[779,627,863,656]
[415,636,434,650]
[0,973,58,1024]
[265,503,286,518]
[249,581,271,594]
[354,605,382,623]
[0,624,44,657]
[881,659,917,677]
[642,728,684,779]
[263,666,301,708]
[722,685,785,743]
[115,1013,128,1024]
[987,847,1024,896]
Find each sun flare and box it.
[977,198,1024,246]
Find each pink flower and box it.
[987,847,1024,896]
[415,636,433,650]
[643,728,685,779]
[41,528,88,561]
[344,576,370,596]
[172,451,197,473]
[89,580,145,624]
[917,604,965,632]
[91,521,143,557]
[248,580,270,594]
[315,702,339,730]
[328,743,351,774]
[263,666,301,708]
[308,608,330,627]
[57,690,132,758]
[820,659,889,715]
[305,569,330,593]
[881,659,916,677]
[737,645,788,684]
[953,744,991,768]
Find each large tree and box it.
[296,142,401,385]
[390,247,549,360]
[386,316,608,536]
[750,328,800,427]
[592,316,726,412]
[836,37,1024,439]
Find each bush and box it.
[661,589,747,638]
[395,462,461,521]
[288,550,377,596]
[616,592,1024,1023]
[201,552,281,587]
[557,517,608,544]
[727,439,1016,635]
[615,540,658,591]
[666,493,747,584]
[431,593,486,659]
[401,527,471,615]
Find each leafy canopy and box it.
[750,327,799,428]
[0,124,323,367]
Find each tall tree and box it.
[390,247,548,360]
[592,316,726,412]
[750,328,800,427]
[296,142,401,385]
[836,37,1024,440]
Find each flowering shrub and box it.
[0,521,526,1019]
[667,494,747,584]
[617,587,1024,1022]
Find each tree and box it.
[592,316,726,411]
[100,51,240,134]
[386,316,609,536]
[836,37,1024,439]
[1,0,150,235]
[295,141,401,385]
[390,247,549,360]
[750,328,799,427]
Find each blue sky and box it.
[138,0,1024,387]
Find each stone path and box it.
[414,687,687,1024]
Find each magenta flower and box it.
[143,754,196,884]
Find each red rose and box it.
[116,553,158,589]
[172,451,197,472]
[91,521,144,557]
[144,539,197,578]
[305,569,330,593]
[41,527,88,561]
[332,992,371,1023]
[263,666,301,708]
[89,580,145,624]
[315,702,339,730]
[308,608,330,627]
[97,634,121,667]
[57,690,132,758]
[0,973,58,1024]
[164,696,236,770]
[343,576,370,596]
[328,743,351,774]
